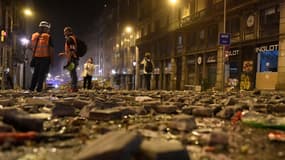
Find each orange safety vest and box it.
[31,32,51,58]
[64,35,77,59]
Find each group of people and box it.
[29,21,95,92]
[28,20,154,93]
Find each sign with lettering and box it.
[256,44,278,53]
[228,50,240,57]
[219,33,231,45]
[206,55,217,63]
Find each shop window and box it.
[257,44,278,72]
[187,56,195,85]
[258,50,278,72]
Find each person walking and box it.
[59,26,79,92]
[82,57,95,89]
[29,21,54,92]
[141,52,153,90]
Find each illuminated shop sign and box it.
[256,44,278,53]
[228,50,239,56]
[257,44,279,72]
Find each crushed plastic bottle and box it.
[241,111,285,130]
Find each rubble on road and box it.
[0,89,284,160]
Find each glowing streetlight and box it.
[125,26,133,33]
[169,0,178,5]
[23,8,33,17]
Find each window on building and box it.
[147,24,151,34]
[189,31,197,48]
[140,28,143,37]
[213,0,223,4]
[195,0,207,13]
[181,3,191,19]
[257,44,279,72]
[198,29,206,48]
[261,7,280,27]
[207,24,218,47]
[227,17,240,34]
[154,20,160,32]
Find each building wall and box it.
[136,0,282,91]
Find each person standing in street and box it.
[29,21,54,92]
[82,57,95,89]
[59,26,79,92]
[141,52,154,90]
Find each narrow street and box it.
[1,0,285,159]
[0,89,285,160]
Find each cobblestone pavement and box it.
[0,89,285,160]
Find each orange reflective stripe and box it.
[31,33,51,58]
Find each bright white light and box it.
[23,8,33,16]
[55,84,59,88]
[111,69,116,75]
[99,69,102,73]
[47,73,51,78]
[169,0,177,5]
[20,38,29,46]
[132,61,137,67]
[125,26,133,33]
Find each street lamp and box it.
[169,0,178,5]
[125,26,133,34]
[23,8,33,17]
[20,37,29,89]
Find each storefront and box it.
[176,57,182,90]
[255,42,279,90]
[162,59,171,90]
[186,56,195,85]
[240,46,256,90]
[153,68,160,90]
[206,52,217,88]
[196,55,203,85]
[228,48,241,88]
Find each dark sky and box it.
[32,0,107,75]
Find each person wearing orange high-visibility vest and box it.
[29,21,54,92]
[59,26,79,92]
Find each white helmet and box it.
[39,21,51,29]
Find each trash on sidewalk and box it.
[241,111,285,130]
[268,131,285,142]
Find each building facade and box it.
[0,0,31,89]
[135,0,284,91]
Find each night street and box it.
[1,0,285,159]
[0,89,285,160]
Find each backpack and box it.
[145,60,153,73]
[76,38,87,57]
